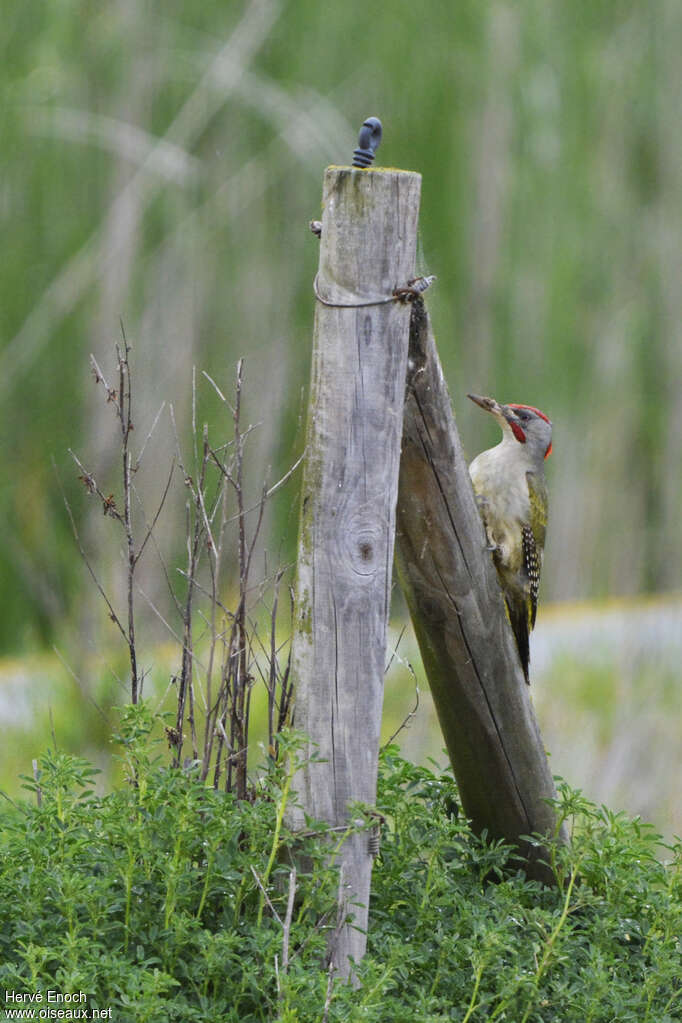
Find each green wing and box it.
[525,471,548,630]
[527,470,548,552]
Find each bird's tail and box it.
[506,597,531,684]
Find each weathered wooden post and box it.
[290,136,421,975]
[396,300,566,882]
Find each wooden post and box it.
[290,165,421,975]
[396,300,566,884]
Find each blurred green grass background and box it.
[2,0,681,837]
[2,600,681,843]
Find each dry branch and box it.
[69,342,297,790]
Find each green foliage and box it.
[0,718,342,1021]
[370,755,682,1021]
[1,726,680,1021]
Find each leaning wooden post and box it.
[396,300,566,884]
[290,164,421,975]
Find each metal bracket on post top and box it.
[352,117,383,168]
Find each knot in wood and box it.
[339,507,385,578]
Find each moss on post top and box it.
[317,166,422,300]
[326,164,422,175]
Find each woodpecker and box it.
[467,394,553,684]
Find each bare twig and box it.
[384,625,407,674]
[213,448,305,526]
[228,360,249,797]
[277,588,296,734]
[169,396,216,764]
[381,628,421,748]
[382,669,420,749]
[201,464,230,772]
[194,428,218,558]
[208,422,262,476]
[321,962,336,1023]
[201,369,231,410]
[281,867,297,976]
[175,446,207,765]
[141,508,185,621]
[54,457,128,644]
[249,864,282,925]
[52,645,110,725]
[135,586,204,672]
[321,867,347,1020]
[116,326,140,702]
[133,401,167,472]
[69,450,123,523]
[134,458,176,565]
[90,353,120,415]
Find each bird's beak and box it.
[467,393,525,439]
[467,393,496,413]
[467,393,520,426]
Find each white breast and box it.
[469,439,530,569]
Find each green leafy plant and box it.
[1,731,680,1022]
